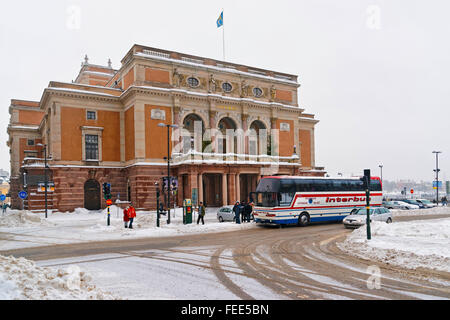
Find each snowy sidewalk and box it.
[0,206,257,251]
[338,214,450,274]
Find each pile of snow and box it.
[338,218,450,273]
[390,206,450,217]
[0,255,117,300]
[0,209,48,227]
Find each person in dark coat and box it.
[240,201,246,223]
[233,201,241,224]
[244,202,253,222]
[197,202,206,225]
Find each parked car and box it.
[383,200,419,210]
[343,207,392,229]
[217,206,235,222]
[401,199,426,209]
[415,199,437,208]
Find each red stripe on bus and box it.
[297,193,383,197]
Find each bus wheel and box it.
[298,213,310,227]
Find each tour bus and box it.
[252,176,383,226]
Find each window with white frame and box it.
[85,135,99,160]
[86,111,97,120]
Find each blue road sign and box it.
[18,191,28,199]
[432,181,442,188]
[0,194,5,201]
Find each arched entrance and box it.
[84,179,101,210]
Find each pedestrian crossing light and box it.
[103,182,112,200]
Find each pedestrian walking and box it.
[442,196,448,206]
[197,201,206,225]
[233,201,241,224]
[123,205,130,228]
[1,203,6,215]
[128,203,136,229]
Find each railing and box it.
[142,49,170,59]
[172,150,300,165]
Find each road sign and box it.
[432,181,442,188]
[106,199,113,206]
[0,194,5,201]
[410,189,414,194]
[18,191,28,199]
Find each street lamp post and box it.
[155,181,160,228]
[37,143,48,218]
[432,151,442,205]
[158,123,178,225]
[378,164,383,184]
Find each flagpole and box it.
[222,8,225,61]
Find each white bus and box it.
[252,176,383,226]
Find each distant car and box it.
[415,199,437,208]
[343,207,392,229]
[217,206,235,222]
[383,200,418,210]
[401,199,426,209]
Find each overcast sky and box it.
[1,0,449,183]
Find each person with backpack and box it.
[197,202,206,225]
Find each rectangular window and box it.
[27,139,35,146]
[86,111,97,120]
[24,151,38,158]
[85,134,98,160]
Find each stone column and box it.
[198,172,203,203]
[241,114,249,156]
[235,173,241,203]
[209,110,217,153]
[222,173,228,206]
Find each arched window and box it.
[249,120,269,156]
[217,117,237,154]
[182,114,205,153]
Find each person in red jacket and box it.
[123,206,130,228]
[127,204,136,229]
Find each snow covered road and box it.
[1,207,450,300]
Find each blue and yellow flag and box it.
[216,11,223,28]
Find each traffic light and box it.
[360,169,371,190]
[103,182,111,200]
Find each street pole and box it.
[156,182,160,227]
[167,125,171,225]
[158,123,178,225]
[364,169,371,240]
[107,206,110,226]
[433,151,442,205]
[44,145,48,219]
[378,164,383,185]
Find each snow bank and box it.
[338,218,450,273]
[390,206,450,217]
[0,255,118,300]
[0,209,48,227]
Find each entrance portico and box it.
[175,164,297,207]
